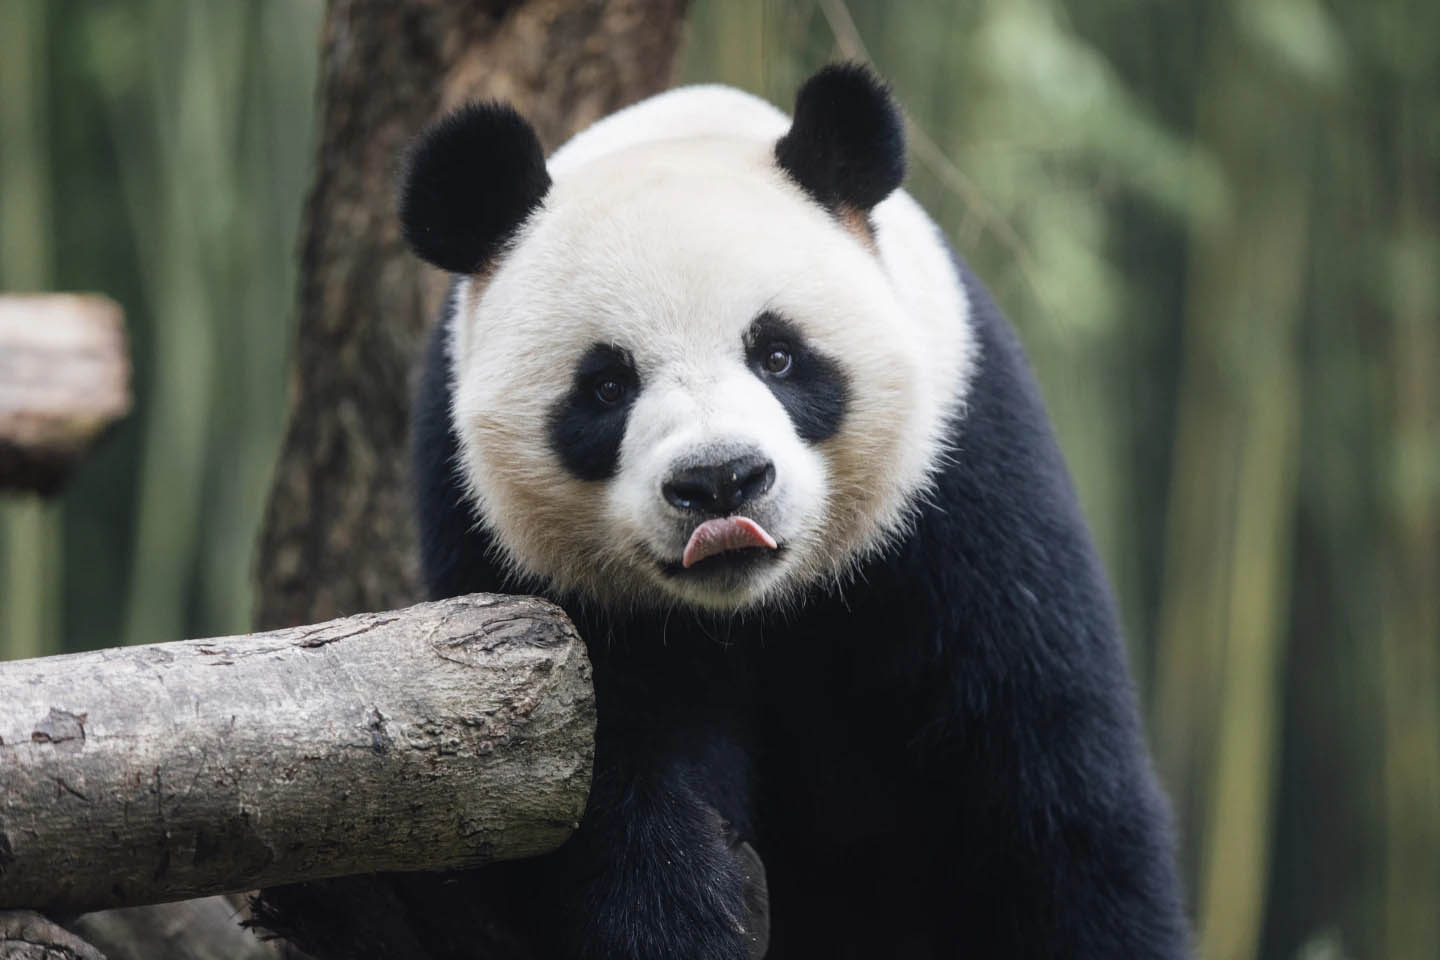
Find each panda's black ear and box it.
[775,64,906,213]
[399,102,551,274]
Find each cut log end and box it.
[0,294,131,495]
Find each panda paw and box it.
[543,805,763,960]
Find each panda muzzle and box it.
[681,517,778,568]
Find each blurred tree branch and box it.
[0,0,63,667]
[0,296,130,495]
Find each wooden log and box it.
[68,898,306,960]
[0,295,130,494]
[0,595,594,917]
[0,910,105,960]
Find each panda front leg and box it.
[946,717,1192,957]
[541,723,761,960]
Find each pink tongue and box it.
[682,516,778,569]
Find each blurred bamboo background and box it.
[0,1,1435,958]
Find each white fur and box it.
[449,85,976,610]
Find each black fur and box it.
[397,251,1190,959]
[547,344,640,481]
[745,311,849,443]
[411,319,510,600]
[399,103,551,274]
[775,64,906,213]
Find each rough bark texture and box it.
[0,295,129,495]
[253,0,689,631]
[0,911,105,960]
[0,595,593,917]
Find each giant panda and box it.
[402,65,1189,960]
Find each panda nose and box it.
[663,456,775,515]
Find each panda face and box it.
[406,76,977,613]
[446,133,965,612]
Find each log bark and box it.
[0,594,594,917]
[253,0,689,631]
[0,295,129,495]
[67,898,305,960]
[0,911,105,960]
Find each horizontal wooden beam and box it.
[0,594,595,916]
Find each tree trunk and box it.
[254,0,689,632]
[241,2,690,957]
[0,911,105,960]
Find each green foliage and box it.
[0,0,323,648]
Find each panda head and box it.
[401,65,964,613]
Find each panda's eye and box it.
[594,378,626,405]
[763,345,793,377]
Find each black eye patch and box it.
[547,344,639,481]
[745,312,849,443]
